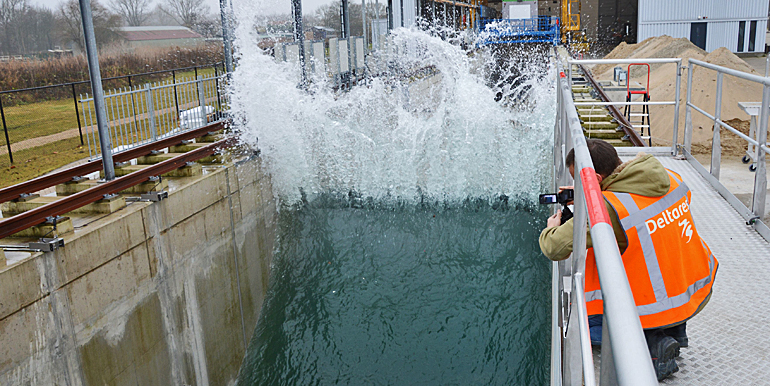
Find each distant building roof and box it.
[116,26,203,41]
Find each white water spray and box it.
[229,1,556,205]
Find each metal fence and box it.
[78,73,228,160]
[0,62,225,186]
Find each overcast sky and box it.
[27,0,337,16]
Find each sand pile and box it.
[590,36,764,148]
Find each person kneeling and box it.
[539,139,718,381]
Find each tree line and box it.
[0,0,222,56]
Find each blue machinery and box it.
[477,16,560,46]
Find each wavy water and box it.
[230,1,556,384]
[238,203,551,385]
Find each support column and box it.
[78,0,115,180]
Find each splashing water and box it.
[230,2,558,384]
[229,4,556,205]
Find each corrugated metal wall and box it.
[639,0,768,22]
[638,0,769,53]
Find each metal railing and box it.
[682,58,770,239]
[553,57,658,386]
[78,73,229,160]
[567,58,682,152]
[477,17,560,45]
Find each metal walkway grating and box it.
[627,155,770,385]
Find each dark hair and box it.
[565,139,622,178]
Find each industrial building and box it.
[637,0,768,53]
[115,26,206,50]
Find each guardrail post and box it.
[710,72,723,180]
[172,70,180,120]
[71,84,84,146]
[0,96,12,163]
[599,319,618,386]
[672,61,682,155]
[197,76,207,128]
[684,63,694,153]
[79,0,115,180]
[145,84,157,141]
[752,84,770,221]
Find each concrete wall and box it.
[0,155,277,385]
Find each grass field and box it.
[0,137,88,188]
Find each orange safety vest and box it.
[584,169,718,329]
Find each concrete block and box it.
[0,255,46,320]
[56,179,166,196]
[56,206,147,284]
[102,164,151,178]
[118,178,169,195]
[136,153,185,165]
[162,162,202,178]
[0,249,5,266]
[198,152,231,164]
[66,244,152,326]
[0,300,59,378]
[203,198,232,239]
[161,167,226,228]
[55,179,99,195]
[11,217,74,238]
[169,142,208,153]
[79,293,173,386]
[197,131,223,143]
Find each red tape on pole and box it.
[580,167,611,226]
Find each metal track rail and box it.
[0,136,236,239]
[0,121,227,204]
[577,64,646,147]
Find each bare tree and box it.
[0,0,27,54]
[58,0,121,52]
[160,0,208,28]
[110,0,150,26]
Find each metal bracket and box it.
[150,150,161,155]
[45,216,64,225]
[70,176,86,182]
[16,193,40,202]
[184,162,197,167]
[140,191,168,202]
[180,140,192,145]
[102,194,120,200]
[29,237,64,252]
[148,176,160,182]
[747,216,761,226]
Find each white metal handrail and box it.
[684,58,768,233]
[554,57,658,386]
[78,73,229,160]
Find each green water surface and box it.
[238,201,551,385]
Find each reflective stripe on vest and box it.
[585,170,718,326]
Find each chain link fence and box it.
[0,62,226,188]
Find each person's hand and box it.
[547,210,562,228]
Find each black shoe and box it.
[647,331,680,381]
[663,323,689,348]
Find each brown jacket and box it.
[539,153,671,260]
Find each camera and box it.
[539,189,574,205]
[539,189,574,225]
